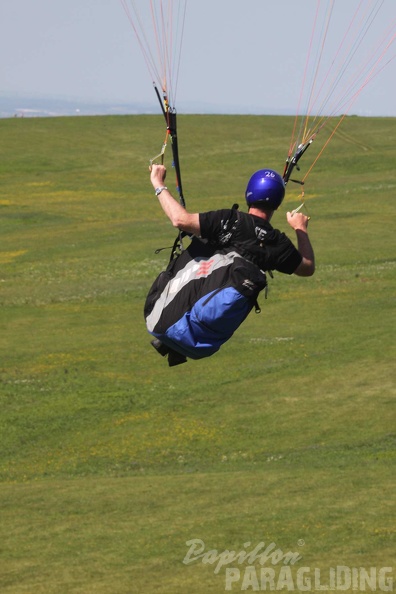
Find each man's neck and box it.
[248,207,274,222]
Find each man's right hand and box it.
[150,163,167,189]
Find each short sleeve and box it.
[272,233,302,274]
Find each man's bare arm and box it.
[150,164,200,235]
[286,211,315,277]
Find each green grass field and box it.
[0,114,395,593]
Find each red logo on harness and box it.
[196,259,214,277]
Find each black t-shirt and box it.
[199,209,302,275]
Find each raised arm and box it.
[150,164,200,236]
[286,211,315,277]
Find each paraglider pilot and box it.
[144,164,315,366]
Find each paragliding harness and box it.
[144,205,268,366]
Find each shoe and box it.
[151,339,170,357]
[168,349,187,367]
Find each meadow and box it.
[0,113,395,593]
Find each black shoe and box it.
[151,339,170,357]
[168,349,187,367]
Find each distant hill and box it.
[0,95,159,119]
[0,94,297,119]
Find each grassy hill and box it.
[0,114,395,593]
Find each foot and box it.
[151,339,170,357]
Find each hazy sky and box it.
[1,0,395,116]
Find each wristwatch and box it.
[155,186,168,196]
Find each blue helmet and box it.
[245,169,285,210]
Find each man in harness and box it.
[145,164,315,366]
